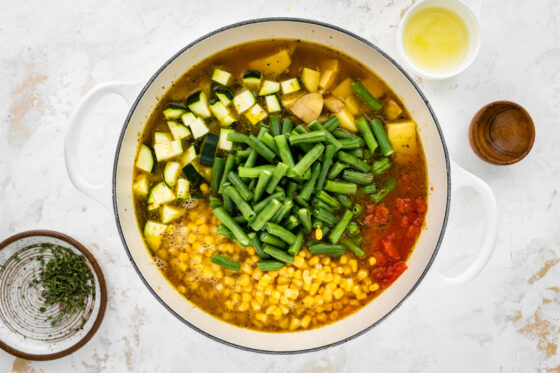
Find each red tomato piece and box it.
[373,251,387,266]
[382,262,408,285]
[382,234,400,260]
[416,197,427,213]
[373,204,389,224]
[406,225,421,238]
[396,198,415,213]
[366,204,376,214]
[364,214,375,226]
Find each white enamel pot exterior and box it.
[65,19,498,353]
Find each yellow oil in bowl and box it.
[402,6,470,75]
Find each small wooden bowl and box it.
[469,101,535,165]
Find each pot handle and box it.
[436,160,498,285]
[64,81,144,209]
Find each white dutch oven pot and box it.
[65,19,498,353]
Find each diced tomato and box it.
[373,204,389,224]
[381,262,408,285]
[416,197,427,213]
[373,251,387,266]
[366,204,376,214]
[364,214,374,226]
[381,233,400,260]
[413,215,424,227]
[396,198,414,213]
[406,225,421,238]
[401,211,419,227]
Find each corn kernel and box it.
[294,255,305,268]
[349,259,358,272]
[303,295,314,307]
[340,255,348,265]
[316,313,327,322]
[301,315,311,328]
[368,257,377,266]
[242,292,252,303]
[356,293,367,300]
[255,291,264,304]
[323,288,333,302]
[309,256,320,266]
[270,290,281,304]
[333,301,343,310]
[289,318,301,330]
[369,283,380,292]
[334,288,344,300]
[238,302,250,312]
[255,313,268,323]
[285,288,299,300]
[280,318,289,329]
[315,228,323,240]
[329,311,339,320]
[273,307,282,319]
[265,305,277,315]
[239,274,251,287]
[309,282,320,296]
[349,299,360,306]
[357,269,368,281]
[200,183,209,194]
[251,300,261,311]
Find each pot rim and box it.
[111,17,451,354]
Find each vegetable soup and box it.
[133,40,427,332]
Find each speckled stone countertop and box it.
[1,0,559,372]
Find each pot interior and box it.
[113,19,449,353]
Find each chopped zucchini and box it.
[148,181,176,208]
[143,220,168,250]
[211,68,233,86]
[163,104,187,120]
[219,128,234,151]
[215,88,233,106]
[387,121,417,156]
[180,145,197,166]
[167,121,191,140]
[200,134,219,166]
[183,163,206,192]
[161,205,184,224]
[189,117,209,139]
[163,162,181,188]
[335,107,357,133]
[154,140,183,161]
[319,59,339,90]
[133,174,149,197]
[265,95,282,113]
[281,78,301,94]
[233,90,256,114]
[248,49,291,77]
[209,101,236,126]
[181,112,197,126]
[136,144,154,173]
[259,80,280,96]
[154,132,173,144]
[186,91,211,118]
[176,178,190,200]
[301,67,320,92]
[243,70,262,89]
[244,103,268,125]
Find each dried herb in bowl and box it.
[31,244,95,325]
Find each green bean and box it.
[372,178,397,202]
[250,199,282,231]
[286,181,299,197]
[265,222,297,245]
[262,132,279,155]
[336,194,352,209]
[238,165,275,178]
[300,162,321,201]
[226,132,249,143]
[293,144,324,176]
[263,245,294,264]
[218,155,235,194]
[247,134,277,162]
[297,208,312,234]
[212,157,225,191]
[348,149,364,158]
[266,162,289,194]
[294,195,310,208]
[253,170,272,202]
[223,194,233,214]
[315,144,336,193]
[312,198,336,213]
[341,237,365,258]
[257,260,285,271]
[352,81,383,111]
[272,198,293,224]
[309,244,346,256]
[248,232,269,258]
[327,162,347,179]
[274,134,295,169]
[356,117,379,153]
[227,172,253,201]
[270,115,282,136]
[313,207,337,226]
[342,170,374,185]
[333,129,360,140]
[292,126,313,152]
[232,215,245,223]
[323,116,340,132]
[289,131,326,145]
[217,225,234,240]
[324,180,357,194]
[282,118,293,135]
[223,185,255,221]
[347,221,360,235]
[213,207,250,246]
[285,215,300,230]
[370,118,394,156]
[209,196,223,208]
[211,254,240,271]
[372,157,391,175]
[338,137,364,149]
[354,236,363,244]
[236,148,252,158]
[308,121,343,151]
[361,183,378,194]
[293,125,308,134]
[254,191,285,214]
[328,209,354,244]
[287,230,304,256]
[352,204,363,215]
[260,232,288,249]
[337,151,370,172]
[316,190,341,209]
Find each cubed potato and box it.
[281,91,305,109]
[318,59,339,90]
[344,95,361,115]
[336,107,357,133]
[387,121,417,157]
[384,98,403,121]
[332,78,353,99]
[362,75,387,99]
[300,67,320,92]
[324,96,345,113]
[290,93,324,124]
[248,49,291,78]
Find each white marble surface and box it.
[1,0,559,371]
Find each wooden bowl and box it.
[469,101,535,165]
